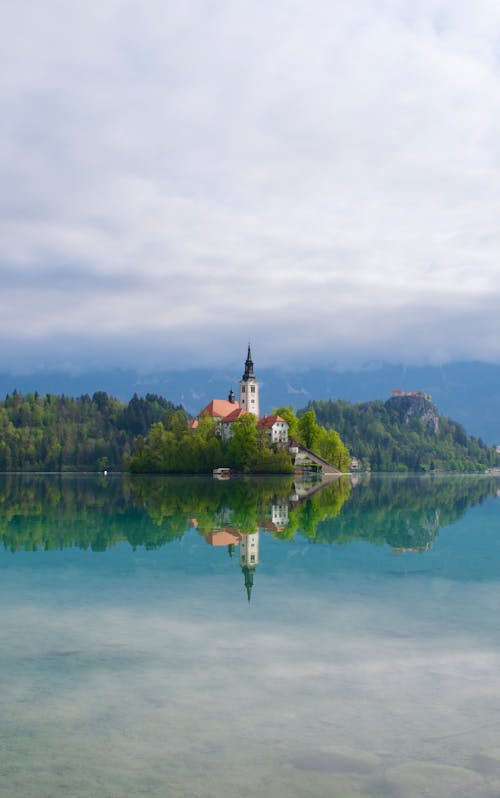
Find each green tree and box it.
[227,414,259,472]
[318,428,350,471]
[297,410,321,450]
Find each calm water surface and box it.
[1,473,500,798]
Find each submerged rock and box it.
[381,762,484,798]
[469,749,500,779]
[291,746,379,775]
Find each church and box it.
[190,345,289,445]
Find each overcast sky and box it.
[2,0,500,372]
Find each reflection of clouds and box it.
[2,567,500,796]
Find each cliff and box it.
[385,394,440,434]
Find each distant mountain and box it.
[1,360,500,444]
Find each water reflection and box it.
[1,474,500,797]
[0,473,497,551]
[0,472,498,600]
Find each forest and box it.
[0,388,497,474]
[0,391,350,474]
[0,391,181,471]
[302,398,500,472]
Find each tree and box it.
[297,410,321,450]
[318,428,350,471]
[227,414,258,472]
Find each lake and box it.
[1,472,500,797]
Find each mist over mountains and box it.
[1,361,499,445]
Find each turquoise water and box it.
[1,473,500,797]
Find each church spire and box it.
[241,564,255,603]
[242,343,255,380]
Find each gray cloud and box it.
[1,1,500,369]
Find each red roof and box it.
[199,399,240,419]
[205,529,242,546]
[221,407,248,423]
[257,414,286,428]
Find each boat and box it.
[213,467,231,480]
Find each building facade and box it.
[257,415,289,447]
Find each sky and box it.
[2,0,500,373]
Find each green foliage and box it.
[317,428,351,472]
[308,474,498,548]
[129,412,294,475]
[297,410,321,449]
[227,414,259,471]
[274,406,350,472]
[1,472,496,555]
[0,391,181,472]
[302,399,500,473]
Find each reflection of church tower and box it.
[239,344,260,417]
[239,531,259,602]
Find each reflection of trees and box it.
[0,475,297,552]
[0,473,495,554]
[0,474,179,553]
[275,479,352,540]
[309,475,499,550]
[132,476,296,537]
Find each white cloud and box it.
[1,0,500,369]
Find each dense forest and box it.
[0,391,181,471]
[302,398,500,472]
[0,391,350,474]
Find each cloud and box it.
[1,0,500,369]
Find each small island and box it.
[129,346,350,475]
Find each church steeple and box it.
[241,564,255,603]
[242,344,255,380]
[239,344,259,417]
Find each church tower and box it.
[239,531,259,603]
[239,344,260,417]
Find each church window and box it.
[241,385,246,392]
[251,386,255,393]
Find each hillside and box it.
[1,388,498,474]
[0,392,181,471]
[302,396,499,472]
[2,361,500,443]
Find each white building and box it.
[257,414,289,447]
